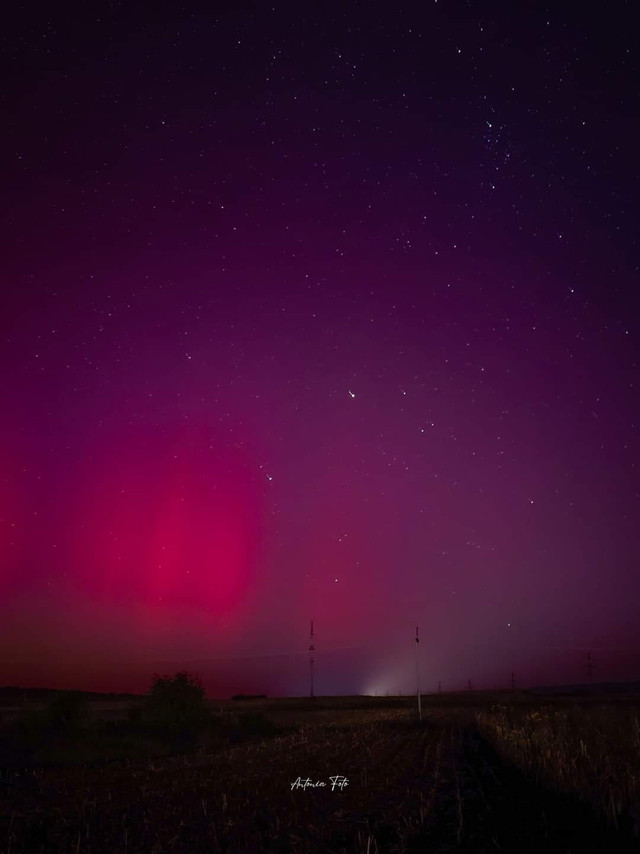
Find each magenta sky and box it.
[1,2,639,696]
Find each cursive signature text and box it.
[290,775,349,791]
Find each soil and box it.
[0,709,637,853]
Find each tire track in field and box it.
[405,724,639,854]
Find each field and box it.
[1,692,640,852]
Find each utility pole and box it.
[586,651,594,683]
[309,620,315,699]
[415,626,422,721]
[511,671,516,693]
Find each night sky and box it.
[2,2,639,697]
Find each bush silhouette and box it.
[144,671,209,730]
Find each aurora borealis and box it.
[1,2,639,697]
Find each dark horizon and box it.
[2,2,638,697]
[3,643,640,699]
[5,672,640,702]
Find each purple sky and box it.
[1,2,639,697]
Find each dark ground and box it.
[0,702,638,853]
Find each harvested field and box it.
[1,697,638,852]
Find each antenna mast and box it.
[309,620,315,699]
[415,626,422,721]
[586,651,594,682]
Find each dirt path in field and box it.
[1,714,638,853]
